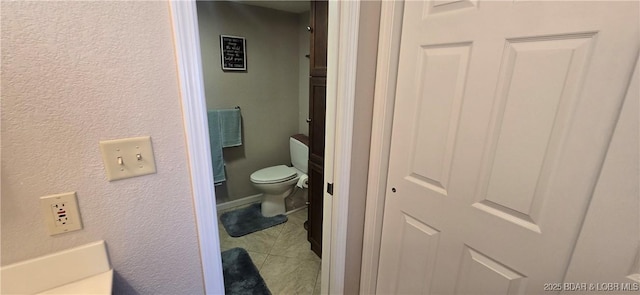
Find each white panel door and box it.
[562,57,640,293]
[376,1,639,294]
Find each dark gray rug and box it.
[220,203,287,237]
[221,247,271,295]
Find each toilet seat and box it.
[250,165,297,184]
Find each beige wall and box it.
[0,2,205,294]
[197,1,306,203]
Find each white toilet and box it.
[250,134,309,217]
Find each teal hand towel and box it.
[218,109,242,147]
[207,110,226,184]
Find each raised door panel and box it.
[309,77,326,164]
[473,33,596,233]
[392,214,440,294]
[405,43,470,196]
[310,0,328,77]
[307,160,323,257]
[454,247,526,295]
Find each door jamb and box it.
[324,0,360,293]
[359,0,404,293]
[168,1,224,294]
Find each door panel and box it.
[425,0,478,16]
[407,43,470,194]
[310,0,328,76]
[309,77,326,164]
[377,1,639,294]
[476,33,595,232]
[455,246,526,295]
[392,213,441,294]
[307,160,323,256]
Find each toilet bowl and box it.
[250,135,309,217]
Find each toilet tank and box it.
[290,134,309,173]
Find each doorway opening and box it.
[194,1,327,293]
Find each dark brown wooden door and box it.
[307,161,324,255]
[308,77,326,164]
[309,0,328,77]
[307,0,328,258]
[307,76,326,256]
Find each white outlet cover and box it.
[40,192,83,236]
[99,136,157,181]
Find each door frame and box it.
[359,0,403,293]
[168,1,363,293]
[168,2,224,293]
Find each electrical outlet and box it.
[52,202,70,227]
[40,192,83,235]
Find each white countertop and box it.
[39,270,113,295]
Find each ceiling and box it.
[232,0,310,14]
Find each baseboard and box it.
[285,205,308,215]
[216,194,262,212]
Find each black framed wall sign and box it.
[220,35,247,71]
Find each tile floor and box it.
[218,204,321,295]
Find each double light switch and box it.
[99,136,156,181]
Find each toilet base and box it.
[261,188,292,217]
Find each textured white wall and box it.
[1,1,205,294]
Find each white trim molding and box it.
[326,0,361,293]
[320,1,340,293]
[359,0,405,293]
[168,2,224,294]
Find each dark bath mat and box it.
[222,247,271,295]
[220,203,287,237]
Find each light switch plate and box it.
[40,192,83,235]
[99,136,156,181]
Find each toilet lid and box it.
[250,165,297,184]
